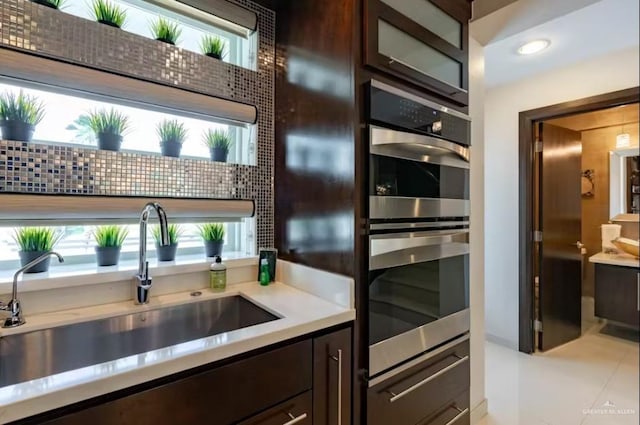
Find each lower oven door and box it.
[369,229,470,377]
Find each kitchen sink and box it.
[0,295,279,388]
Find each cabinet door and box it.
[313,328,352,425]
[238,391,312,425]
[364,0,470,106]
[595,264,640,328]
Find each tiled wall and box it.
[0,0,275,249]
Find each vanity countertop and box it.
[0,280,355,423]
[589,252,640,268]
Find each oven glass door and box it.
[368,229,470,376]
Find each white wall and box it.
[469,37,488,422]
[484,46,640,349]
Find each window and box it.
[0,80,256,165]
[0,218,255,270]
[59,0,258,71]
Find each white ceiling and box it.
[476,0,640,88]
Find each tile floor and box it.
[479,323,639,425]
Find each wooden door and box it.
[538,123,583,351]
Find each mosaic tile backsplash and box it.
[0,0,275,249]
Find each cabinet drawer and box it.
[367,338,469,425]
[418,391,469,425]
[238,391,312,425]
[43,340,312,425]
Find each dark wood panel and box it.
[518,86,640,354]
[367,340,469,425]
[42,340,312,425]
[238,391,313,425]
[595,264,640,328]
[539,123,582,351]
[313,328,352,425]
[273,0,358,277]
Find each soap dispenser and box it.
[210,256,227,291]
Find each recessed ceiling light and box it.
[517,39,550,55]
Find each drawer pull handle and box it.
[444,406,469,425]
[330,349,343,425]
[387,355,469,403]
[283,412,307,425]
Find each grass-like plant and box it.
[13,227,62,252]
[203,129,233,152]
[0,91,45,125]
[150,17,182,45]
[198,223,224,241]
[200,35,226,58]
[152,224,182,245]
[157,119,188,145]
[91,0,127,28]
[87,108,130,136]
[32,0,66,9]
[93,225,128,248]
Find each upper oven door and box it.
[370,125,470,220]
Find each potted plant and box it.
[13,227,62,273]
[0,91,45,142]
[153,224,182,261]
[31,0,65,9]
[198,223,224,257]
[93,225,128,266]
[150,17,182,46]
[157,119,188,158]
[203,129,233,163]
[91,0,127,28]
[200,35,226,60]
[87,108,130,151]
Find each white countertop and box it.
[589,252,640,268]
[0,281,355,423]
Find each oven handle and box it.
[370,229,469,245]
[370,125,470,163]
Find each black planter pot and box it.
[0,120,35,142]
[205,53,222,60]
[97,133,123,151]
[95,246,121,266]
[161,141,182,158]
[210,147,228,163]
[204,240,223,258]
[31,0,58,9]
[156,38,176,46]
[19,251,51,274]
[156,243,178,262]
[97,20,122,28]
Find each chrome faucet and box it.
[0,251,64,328]
[135,202,169,305]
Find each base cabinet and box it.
[16,327,352,425]
[594,264,640,328]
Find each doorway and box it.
[518,87,640,354]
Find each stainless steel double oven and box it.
[367,80,471,378]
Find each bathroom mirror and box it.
[610,148,640,219]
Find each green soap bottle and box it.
[210,256,227,291]
[259,258,270,286]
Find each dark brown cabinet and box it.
[364,0,471,106]
[313,328,352,425]
[595,264,640,329]
[367,338,469,425]
[16,327,352,425]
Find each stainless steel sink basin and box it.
[0,295,279,388]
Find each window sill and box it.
[0,254,257,296]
